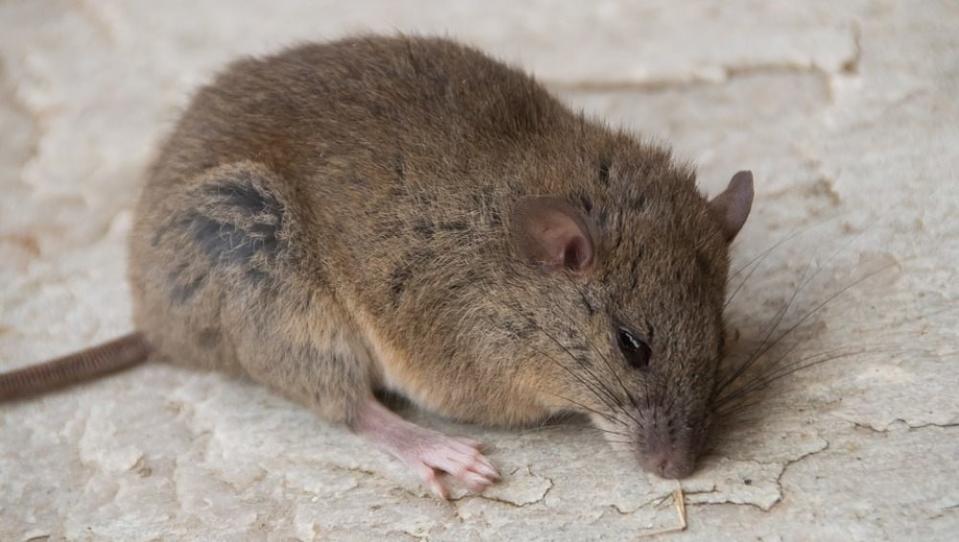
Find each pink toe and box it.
[416,464,449,500]
[462,471,493,492]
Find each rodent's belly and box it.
[440,395,553,427]
[383,362,553,428]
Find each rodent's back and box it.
[136,36,585,309]
[146,35,570,200]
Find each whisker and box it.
[499,292,628,414]
[533,342,626,417]
[729,227,804,279]
[720,262,897,396]
[717,237,878,395]
[716,261,816,394]
[725,227,805,308]
[714,335,808,404]
[586,426,633,438]
[546,391,629,427]
[715,347,862,407]
[715,345,911,418]
[559,281,645,425]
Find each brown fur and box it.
[127,35,751,477]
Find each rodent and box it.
[0,35,753,498]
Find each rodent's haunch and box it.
[2,35,754,497]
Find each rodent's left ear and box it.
[511,196,596,274]
[709,170,754,242]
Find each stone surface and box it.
[1,1,957,540]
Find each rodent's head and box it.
[505,157,753,480]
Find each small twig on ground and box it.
[637,484,687,538]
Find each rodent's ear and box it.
[709,171,754,242]
[512,196,596,274]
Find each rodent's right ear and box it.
[709,170,754,242]
[511,196,596,274]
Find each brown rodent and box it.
[0,35,753,498]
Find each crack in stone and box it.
[853,419,959,433]
[769,440,831,512]
[550,55,855,95]
[684,419,959,519]
[448,466,555,509]
[841,23,863,75]
[475,481,553,509]
[328,464,379,478]
[688,440,832,513]
[908,422,959,430]
[686,498,770,514]
[450,469,554,510]
[927,503,959,521]
[550,63,824,94]
[552,25,862,108]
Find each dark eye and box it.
[617,328,651,371]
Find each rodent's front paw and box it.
[353,398,500,499]
[400,434,500,499]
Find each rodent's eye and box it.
[617,328,651,371]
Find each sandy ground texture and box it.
[1,1,957,540]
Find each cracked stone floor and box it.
[1,1,957,540]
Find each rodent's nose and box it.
[635,410,706,479]
[638,434,698,479]
[642,451,696,479]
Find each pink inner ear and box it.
[513,197,595,273]
[564,235,591,270]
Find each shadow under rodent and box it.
[0,35,754,497]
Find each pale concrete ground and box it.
[1,1,957,540]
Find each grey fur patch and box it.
[159,173,290,309]
[167,259,207,304]
[188,213,261,265]
[183,178,286,284]
[203,178,281,217]
[197,327,221,349]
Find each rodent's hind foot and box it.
[353,397,500,499]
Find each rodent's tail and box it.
[0,332,151,402]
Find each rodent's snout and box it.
[634,415,704,480]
